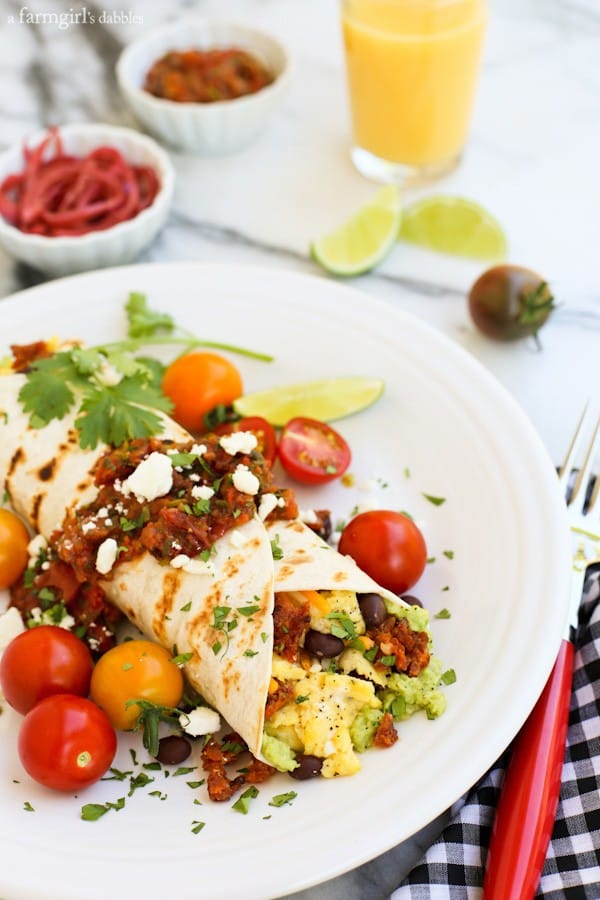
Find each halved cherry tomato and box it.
[278,417,351,485]
[0,625,94,715]
[338,510,427,594]
[162,352,243,433]
[90,639,183,731]
[0,508,29,589]
[18,694,116,791]
[214,416,277,466]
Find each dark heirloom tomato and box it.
[0,625,94,715]
[18,695,116,791]
[278,417,351,486]
[338,510,427,594]
[214,416,277,466]
[468,265,555,341]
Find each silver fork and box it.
[483,405,599,899]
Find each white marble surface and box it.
[0,1,598,897]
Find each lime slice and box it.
[233,376,384,426]
[310,185,401,276]
[399,195,507,261]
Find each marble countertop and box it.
[0,0,598,897]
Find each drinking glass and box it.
[340,0,487,184]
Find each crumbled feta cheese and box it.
[189,473,201,482]
[27,534,47,563]
[104,519,113,527]
[122,452,173,502]
[81,520,97,534]
[41,561,50,571]
[232,464,260,496]
[95,361,122,387]
[180,707,221,737]
[96,507,109,518]
[191,443,207,457]
[28,607,76,631]
[171,540,182,552]
[299,508,318,525]
[170,554,215,576]
[258,493,279,521]
[191,484,214,501]
[219,431,258,456]
[96,538,118,575]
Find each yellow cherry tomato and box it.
[90,640,183,731]
[0,508,30,589]
[162,351,243,433]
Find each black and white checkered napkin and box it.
[392,569,600,899]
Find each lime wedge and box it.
[233,376,385,426]
[399,195,507,261]
[310,185,401,276]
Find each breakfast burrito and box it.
[1,368,446,786]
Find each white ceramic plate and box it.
[0,262,570,900]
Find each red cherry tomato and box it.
[18,694,117,791]
[214,416,277,466]
[278,417,351,485]
[0,625,94,715]
[338,510,427,594]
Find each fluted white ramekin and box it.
[116,20,292,154]
[0,123,174,277]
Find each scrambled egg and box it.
[267,656,380,777]
[308,589,366,636]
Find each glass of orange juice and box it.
[341,0,488,184]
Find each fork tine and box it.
[569,413,600,515]
[558,403,591,489]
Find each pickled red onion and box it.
[0,127,160,237]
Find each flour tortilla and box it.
[0,373,408,758]
[0,372,274,754]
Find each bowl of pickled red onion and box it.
[0,123,174,277]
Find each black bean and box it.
[304,629,345,658]
[156,735,192,765]
[290,754,323,780]
[401,594,423,608]
[357,593,387,628]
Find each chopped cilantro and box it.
[441,668,457,685]
[170,651,193,666]
[434,608,451,619]
[244,649,259,657]
[23,801,35,812]
[326,611,357,640]
[186,780,205,789]
[443,550,455,559]
[128,772,154,796]
[191,821,206,834]
[232,786,259,814]
[180,601,192,612]
[239,604,260,618]
[101,767,133,782]
[295,695,309,704]
[173,767,195,777]
[270,535,284,560]
[268,791,297,808]
[423,493,446,506]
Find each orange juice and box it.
[341,0,487,178]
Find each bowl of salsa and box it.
[116,20,292,154]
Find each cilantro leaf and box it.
[125,292,176,339]
[17,353,81,425]
[75,377,172,449]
